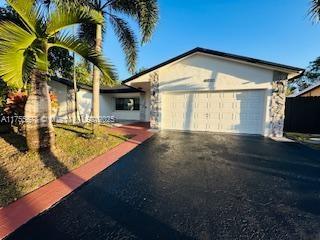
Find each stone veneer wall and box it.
[269,71,288,137]
[140,92,146,121]
[150,72,160,129]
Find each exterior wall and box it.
[49,81,143,122]
[49,81,94,122]
[129,53,291,136]
[301,87,320,97]
[100,92,142,121]
[48,80,70,121]
[158,53,274,92]
[77,89,93,118]
[100,94,113,117]
[149,53,275,133]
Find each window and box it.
[115,98,140,111]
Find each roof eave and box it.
[51,76,143,94]
[122,47,304,84]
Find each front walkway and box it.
[0,123,153,239]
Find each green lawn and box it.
[0,124,127,207]
[285,132,320,150]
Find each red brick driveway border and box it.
[0,123,154,239]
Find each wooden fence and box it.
[284,97,320,134]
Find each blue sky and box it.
[105,0,320,80]
[1,0,319,80]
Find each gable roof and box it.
[122,47,304,84]
[288,81,320,98]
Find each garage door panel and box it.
[207,112,220,120]
[162,90,265,135]
[208,102,221,109]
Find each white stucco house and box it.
[49,47,304,137]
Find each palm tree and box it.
[75,0,159,123]
[47,0,159,129]
[310,0,320,21]
[0,0,117,151]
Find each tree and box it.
[290,57,320,91]
[288,2,320,93]
[48,47,74,79]
[75,60,92,85]
[75,0,159,123]
[0,0,117,151]
[74,59,117,87]
[134,67,148,75]
[310,0,320,22]
[0,5,74,80]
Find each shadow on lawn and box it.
[0,131,27,152]
[0,129,87,238]
[38,149,69,177]
[54,124,92,136]
[0,165,21,207]
[38,126,83,186]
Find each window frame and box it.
[115,97,140,111]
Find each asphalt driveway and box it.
[6,131,320,240]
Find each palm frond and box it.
[137,0,159,43]
[0,6,20,24]
[0,21,37,88]
[310,0,320,22]
[6,0,41,33]
[110,0,159,43]
[47,5,104,35]
[78,21,97,46]
[109,14,137,73]
[49,34,117,85]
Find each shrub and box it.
[50,91,59,109]
[0,78,8,113]
[4,91,28,117]
[2,90,59,133]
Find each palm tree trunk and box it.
[25,70,55,151]
[72,52,78,124]
[92,24,102,122]
[72,25,78,124]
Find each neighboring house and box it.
[288,81,320,98]
[50,47,304,137]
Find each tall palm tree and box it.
[0,0,117,151]
[77,0,159,123]
[310,0,320,21]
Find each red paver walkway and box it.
[0,123,154,239]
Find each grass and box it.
[0,124,127,207]
[285,132,320,150]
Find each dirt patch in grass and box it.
[0,124,127,207]
[285,132,320,151]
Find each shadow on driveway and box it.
[6,131,320,240]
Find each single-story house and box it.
[49,47,304,137]
[288,81,320,98]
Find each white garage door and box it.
[161,90,266,134]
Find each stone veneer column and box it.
[269,71,288,137]
[150,72,160,129]
[139,92,146,121]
